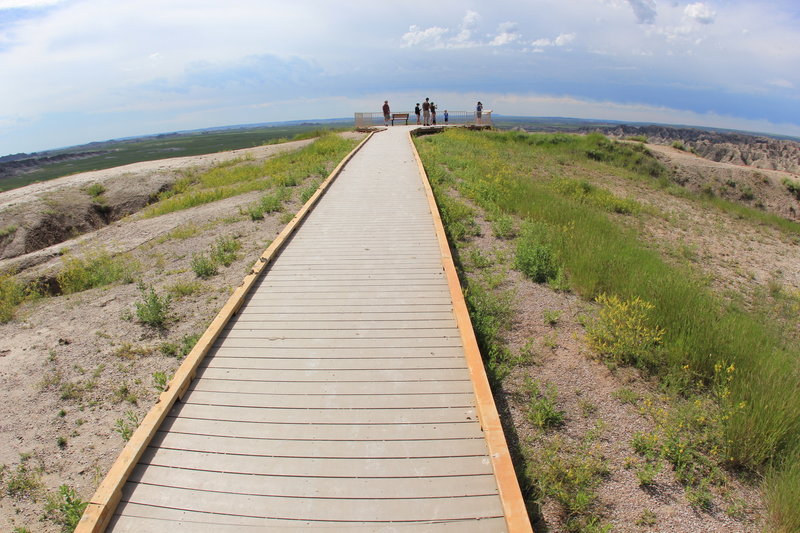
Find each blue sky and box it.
[1,0,799,155]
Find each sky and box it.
[1,0,799,155]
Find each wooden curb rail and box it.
[75,132,373,532]
[409,131,534,533]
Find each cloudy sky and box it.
[1,0,799,155]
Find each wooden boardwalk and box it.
[80,127,530,532]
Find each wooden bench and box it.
[391,113,409,126]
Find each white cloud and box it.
[453,10,479,43]
[626,0,657,24]
[684,2,716,24]
[555,33,576,46]
[490,22,520,46]
[531,33,576,50]
[401,25,448,47]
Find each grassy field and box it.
[415,128,800,531]
[0,122,351,192]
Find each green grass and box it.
[0,123,352,192]
[0,271,27,322]
[56,249,139,294]
[144,133,356,218]
[415,128,800,531]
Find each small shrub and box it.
[153,371,168,392]
[112,383,138,405]
[210,235,241,267]
[516,241,558,283]
[636,509,658,526]
[739,186,755,201]
[672,141,687,151]
[491,214,517,239]
[300,180,321,203]
[190,253,217,278]
[135,285,171,328]
[782,178,800,200]
[0,271,26,323]
[543,309,562,325]
[44,484,88,531]
[114,410,139,441]
[612,388,641,405]
[85,183,105,198]
[525,378,566,429]
[636,460,663,487]
[587,293,665,368]
[467,248,493,270]
[259,193,282,214]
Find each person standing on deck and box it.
[414,103,421,125]
[422,98,430,126]
[444,110,449,124]
[430,102,437,125]
[382,101,391,126]
[476,101,483,125]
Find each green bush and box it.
[783,178,800,200]
[210,235,241,267]
[516,238,558,283]
[587,293,665,368]
[135,285,170,328]
[45,484,88,531]
[190,253,218,278]
[85,183,105,198]
[0,272,26,323]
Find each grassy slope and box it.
[0,123,350,192]
[415,129,800,532]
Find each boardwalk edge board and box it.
[408,131,534,533]
[75,132,374,532]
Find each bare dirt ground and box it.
[0,135,796,531]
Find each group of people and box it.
[414,98,446,126]
[381,99,484,126]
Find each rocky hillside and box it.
[599,124,800,174]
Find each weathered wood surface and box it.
[100,126,528,531]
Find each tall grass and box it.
[57,249,139,294]
[415,128,800,529]
[144,133,356,218]
[0,271,26,323]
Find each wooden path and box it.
[79,127,531,532]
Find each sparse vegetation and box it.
[152,371,168,392]
[144,133,356,217]
[57,249,139,294]
[114,410,140,441]
[44,484,88,532]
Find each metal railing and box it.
[354,110,492,128]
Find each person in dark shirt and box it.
[382,101,390,126]
[414,103,421,125]
[422,98,430,126]
[431,102,437,125]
